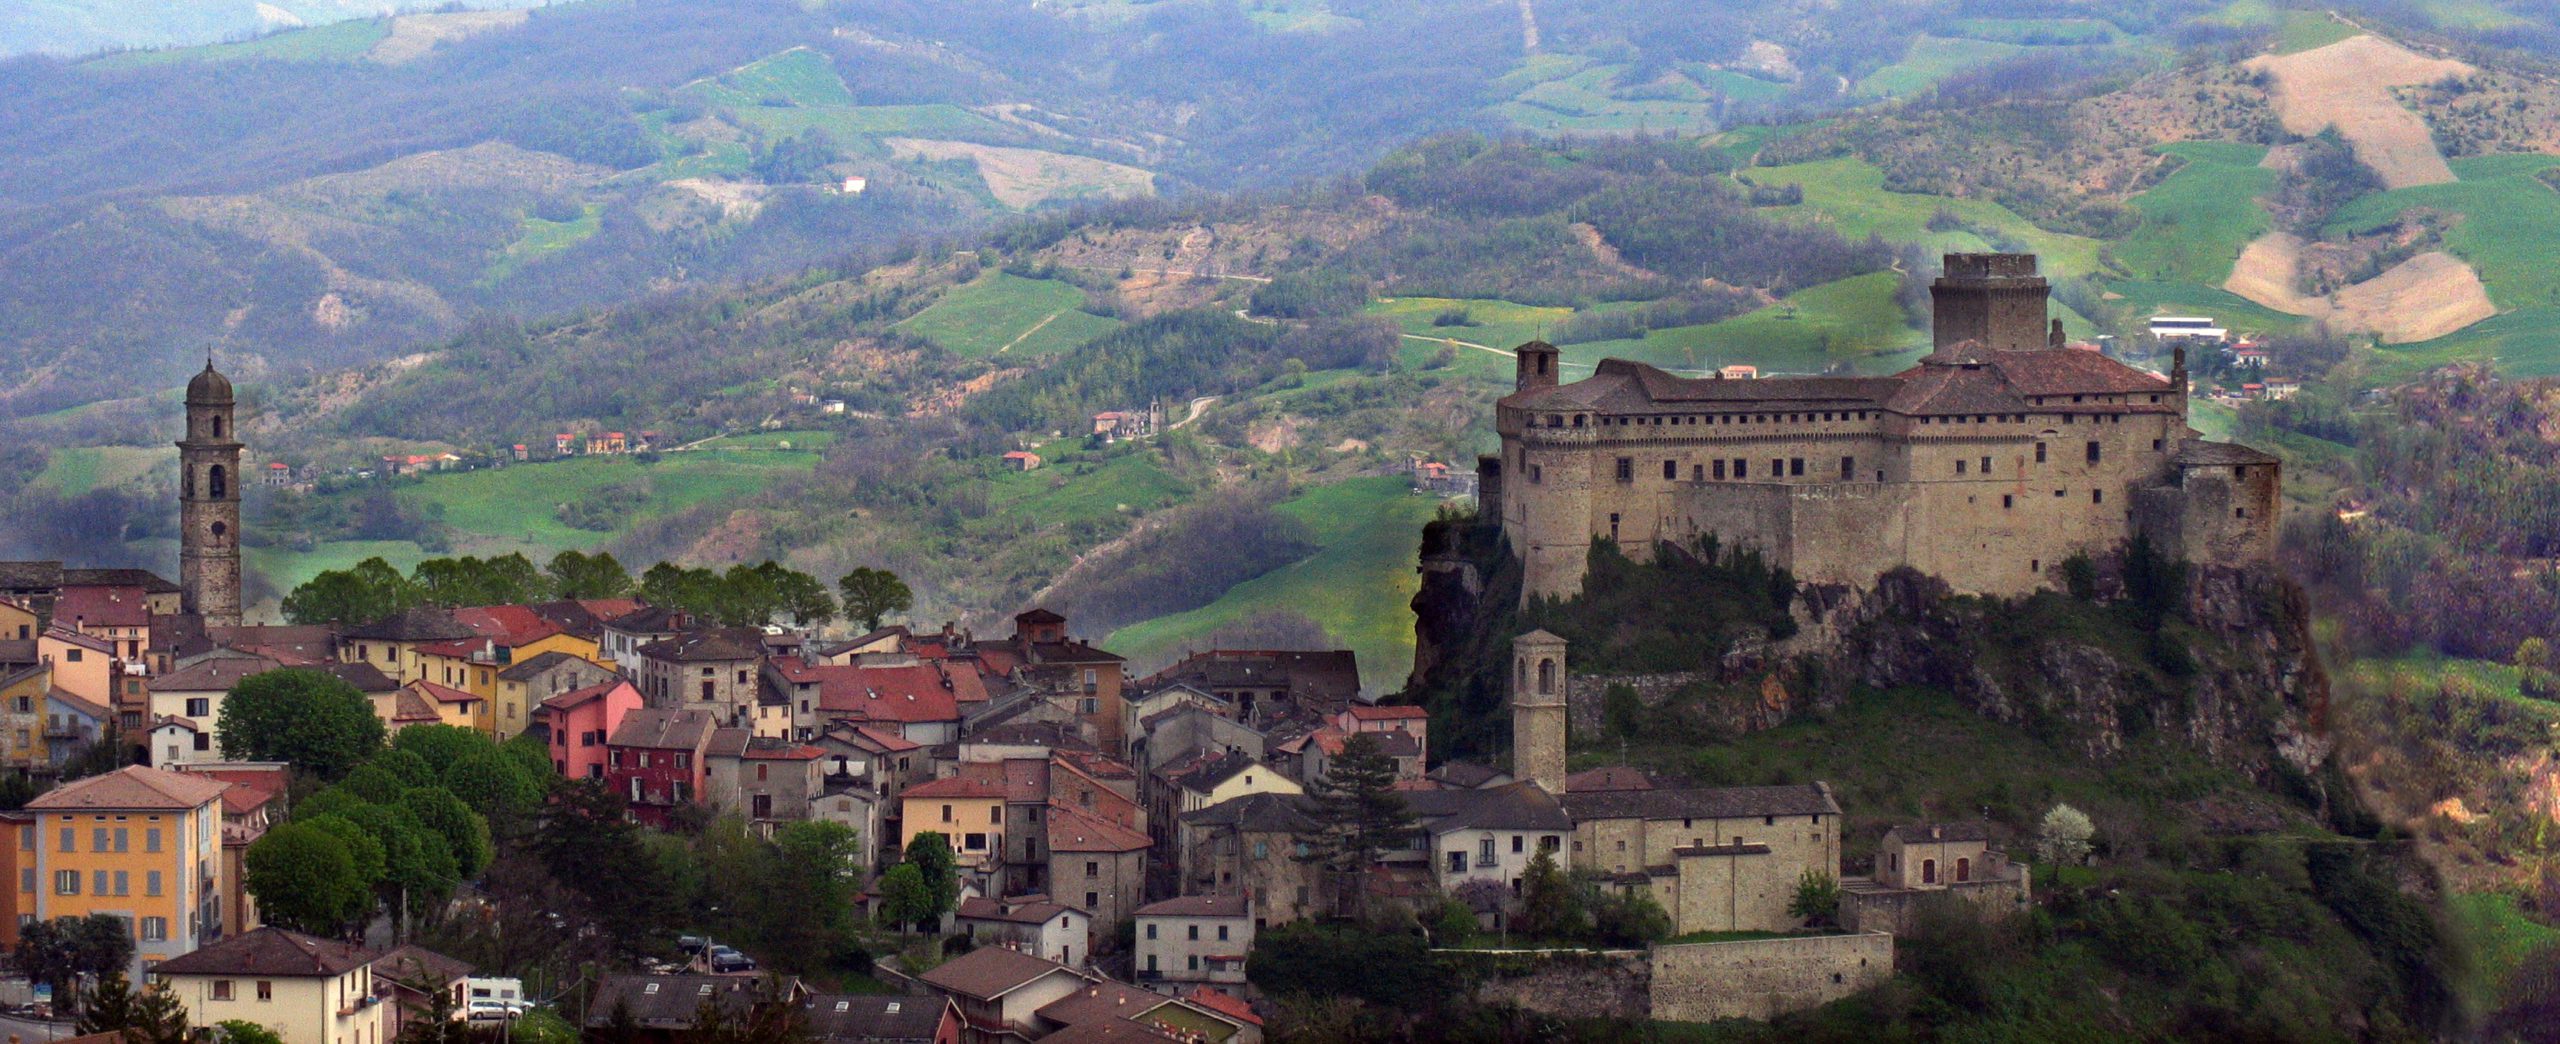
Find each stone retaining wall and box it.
[1648,932,1894,1023]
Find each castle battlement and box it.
[1485,254,2279,602]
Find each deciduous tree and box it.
[548,549,635,599]
[218,669,385,780]
[836,567,912,631]
[245,821,373,935]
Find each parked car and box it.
[465,1001,528,1023]
[707,948,756,973]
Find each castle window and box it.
[2072,395,2084,403]
[1790,458,1804,476]
[2031,559,2040,573]
[1693,465,1703,480]
[1713,460,1727,480]
[1956,460,1967,476]
[1733,460,1747,479]
[2236,508,2247,519]
[208,465,225,498]
[2002,495,2013,509]
[2036,442,2048,464]
[2153,439,2164,452]
[1770,458,1784,479]
[1980,456,1990,473]
[1663,460,1677,480]
[2150,395,2160,403]
[1615,458,1632,483]
[1573,415,1586,428]
[2054,490,2065,497]
[2092,490,2104,505]
[1608,514,1619,541]
[2086,441,2101,464]
[1530,465,1542,484]
[1840,456,1854,479]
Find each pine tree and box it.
[76,972,140,1035]
[1297,732,1421,921]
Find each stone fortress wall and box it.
[1489,253,2278,603]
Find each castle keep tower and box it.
[1512,630,1568,795]
[1930,253,2051,352]
[178,361,243,628]
[1515,341,1560,393]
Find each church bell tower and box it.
[1511,630,1569,795]
[178,359,243,628]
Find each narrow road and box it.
[1398,333,1596,373]
[1166,396,1218,431]
[1063,265,1271,283]
[997,310,1064,354]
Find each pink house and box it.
[537,679,642,781]
[1338,704,1429,764]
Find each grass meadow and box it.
[897,273,1123,359]
[2115,142,2276,286]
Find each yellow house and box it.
[0,599,36,642]
[154,926,392,1044]
[22,765,231,974]
[415,630,596,738]
[374,682,485,736]
[1174,753,1304,817]
[0,663,50,774]
[336,609,478,686]
[899,774,1009,871]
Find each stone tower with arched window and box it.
[1511,630,1568,795]
[178,360,243,627]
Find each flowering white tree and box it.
[2037,803,2095,865]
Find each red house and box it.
[605,706,717,827]
[538,679,643,782]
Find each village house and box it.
[636,629,765,729]
[1044,802,1150,937]
[1403,782,1573,897]
[54,584,153,662]
[1561,783,1844,935]
[0,598,36,641]
[1174,792,1323,927]
[583,974,812,1042]
[46,689,111,773]
[41,627,118,716]
[376,680,486,735]
[20,766,232,974]
[539,678,643,781]
[147,655,283,759]
[705,730,826,837]
[1135,649,1360,726]
[1133,894,1253,995]
[0,663,51,775]
[600,605,690,674]
[606,706,719,829]
[954,896,1091,967]
[371,943,474,1040]
[1001,451,1041,472]
[901,774,1010,887]
[338,608,479,686]
[803,995,961,1044]
[915,947,1091,1044]
[148,717,207,769]
[973,610,1131,757]
[152,927,391,1044]
[493,649,617,741]
[177,761,288,938]
[1153,750,1303,848]
[1839,821,2033,934]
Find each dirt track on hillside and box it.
[2224,231,2497,343]
[369,10,529,64]
[2244,35,2473,189]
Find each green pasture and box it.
[2274,12,2360,53]
[1854,36,2024,99]
[2369,306,2560,382]
[2326,155,2560,311]
[1683,67,1791,106]
[2115,142,2275,286]
[85,17,387,68]
[983,450,1189,530]
[685,47,855,109]
[1106,476,1442,692]
[1747,156,2105,277]
[35,445,170,494]
[482,204,602,285]
[1369,295,1572,383]
[1947,18,2121,44]
[381,440,824,557]
[679,48,1008,145]
[2448,891,2560,1013]
[1561,273,1924,376]
[2101,280,2306,337]
[1495,62,1721,135]
[896,273,1122,359]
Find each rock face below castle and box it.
[1481,254,2278,602]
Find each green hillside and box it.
[2115,142,2276,286]
[1107,477,1443,691]
[1749,157,2106,276]
[2325,155,2560,310]
[897,272,1124,359]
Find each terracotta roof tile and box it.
[27,765,229,811]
